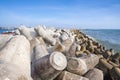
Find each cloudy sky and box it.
[0,0,120,29]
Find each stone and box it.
[66,43,78,57]
[47,42,65,53]
[30,38,40,62]
[0,34,13,49]
[62,38,73,56]
[108,61,119,67]
[0,35,32,80]
[0,63,28,80]
[67,54,99,75]
[18,26,33,40]
[14,29,20,35]
[60,32,69,42]
[34,26,56,45]
[31,37,48,80]
[110,67,120,80]
[112,53,120,65]
[33,43,49,61]
[84,68,103,80]
[34,51,67,80]
[56,71,89,80]
[96,58,113,75]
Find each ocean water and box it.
[83,29,120,53]
[0,29,13,34]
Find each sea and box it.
[82,29,120,53]
[0,29,14,34]
[0,29,120,53]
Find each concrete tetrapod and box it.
[30,38,40,62]
[84,68,103,80]
[66,43,78,57]
[61,38,73,56]
[34,26,56,45]
[110,67,120,80]
[56,71,89,80]
[67,54,99,75]
[34,43,49,62]
[18,26,33,40]
[34,51,67,80]
[31,37,48,80]
[96,58,113,75]
[0,34,13,49]
[47,42,65,53]
[0,63,27,80]
[0,35,32,80]
[11,36,31,80]
[0,35,28,62]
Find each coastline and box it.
[0,26,120,80]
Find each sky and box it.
[0,0,120,29]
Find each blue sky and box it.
[0,0,120,29]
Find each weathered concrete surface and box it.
[67,54,99,75]
[84,68,103,80]
[0,35,32,80]
[34,52,67,80]
[0,34,13,49]
[56,71,89,80]
[35,26,56,45]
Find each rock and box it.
[1,26,120,80]
[53,32,61,38]
[66,43,78,57]
[96,58,113,75]
[81,54,99,70]
[34,51,67,80]
[36,37,47,47]
[76,44,81,51]
[84,68,103,80]
[112,52,120,60]
[18,26,33,40]
[30,37,45,77]
[60,32,69,42]
[14,29,20,35]
[31,37,48,80]
[56,71,89,80]
[103,50,113,60]
[33,43,49,61]
[32,74,42,80]
[29,28,37,38]
[47,42,65,53]
[10,36,31,80]
[0,63,28,80]
[35,25,56,45]
[112,53,120,65]
[30,38,41,62]
[54,42,65,52]
[110,67,120,80]
[0,35,27,62]
[96,54,104,59]
[108,61,119,67]
[67,54,99,75]
[0,34,13,49]
[0,35,32,80]
[46,27,56,35]
[84,50,91,55]
[48,42,65,53]
[76,44,86,56]
[62,38,73,56]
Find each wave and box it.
[82,29,120,52]
[97,39,120,53]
